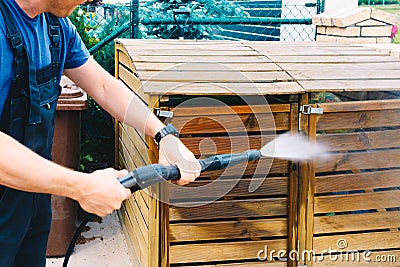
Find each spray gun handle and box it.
[118,150,262,193]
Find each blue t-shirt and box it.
[0,0,90,118]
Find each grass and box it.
[372,4,400,43]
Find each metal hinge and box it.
[155,108,174,118]
[300,105,323,115]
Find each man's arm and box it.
[0,131,131,216]
[63,57,201,185]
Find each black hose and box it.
[62,150,261,266]
[62,213,95,267]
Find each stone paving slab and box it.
[46,211,138,267]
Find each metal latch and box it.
[155,108,174,118]
[300,105,323,115]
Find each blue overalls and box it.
[0,1,62,266]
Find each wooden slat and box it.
[171,113,290,134]
[170,218,287,242]
[268,55,398,63]
[256,49,387,57]
[169,177,288,200]
[181,135,270,155]
[170,197,287,221]
[172,104,290,116]
[125,196,149,248]
[118,205,148,267]
[118,64,149,104]
[134,62,282,72]
[119,125,147,167]
[316,109,400,131]
[120,124,150,164]
[299,79,400,92]
[119,137,136,170]
[117,48,136,73]
[318,99,400,113]
[170,239,287,264]
[131,55,270,63]
[142,81,304,95]
[313,232,400,253]
[290,69,400,80]
[317,129,400,152]
[131,192,149,228]
[138,70,292,83]
[316,169,400,193]
[279,62,400,71]
[314,190,400,214]
[201,157,289,177]
[314,211,400,234]
[129,49,261,56]
[316,149,400,173]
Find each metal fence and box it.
[72,0,323,73]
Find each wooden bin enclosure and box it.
[115,40,400,267]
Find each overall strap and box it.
[44,13,61,71]
[0,0,28,98]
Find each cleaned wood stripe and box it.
[170,218,287,242]
[170,197,288,221]
[316,109,400,131]
[318,99,400,112]
[316,169,400,193]
[170,239,287,264]
[316,149,400,173]
[317,129,400,152]
[313,232,400,253]
[314,211,400,234]
[314,190,400,214]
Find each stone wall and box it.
[313,7,399,44]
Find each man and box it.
[0,0,201,266]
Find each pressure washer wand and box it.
[117,150,262,192]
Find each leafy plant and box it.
[140,0,248,39]
[69,6,130,172]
